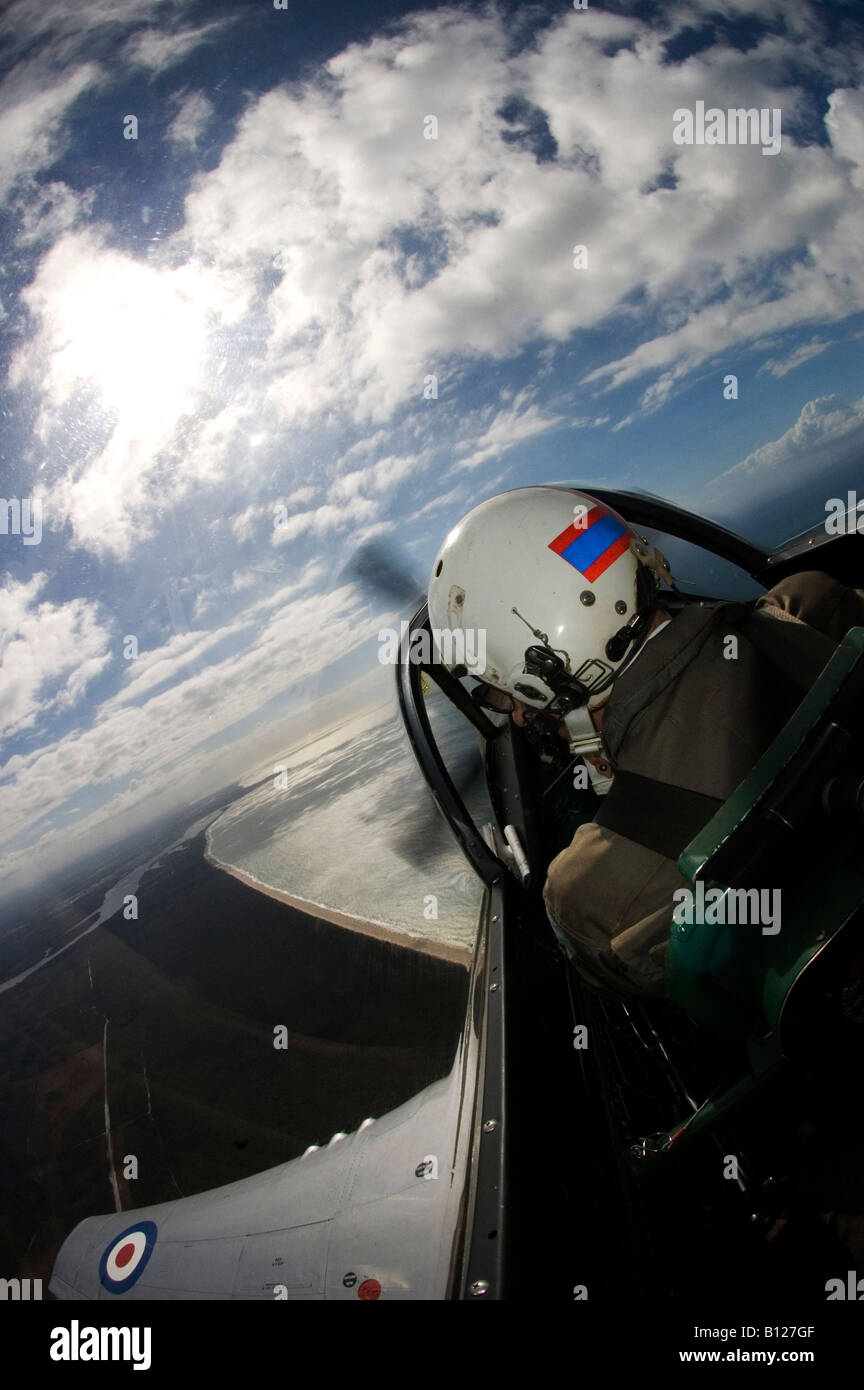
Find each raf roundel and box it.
[98,1221,158,1294]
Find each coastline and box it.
[204,850,472,966]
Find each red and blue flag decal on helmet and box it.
[548,506,629,582]
[99,1221,158,1294]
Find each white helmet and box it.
[427,485,664,714]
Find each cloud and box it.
[283,485,317,508]
[12,180,95,246]
[0,62,98,202]
[0,574,111,739]
[703,393,864,510]
[179,3,864,441]
[271,495,379,547]
[0,5,214,201]
[102,626,241,711]
[5,0,864,887]
[123,21,228,73]
[327,453,422,501]
[453,399,566,470]
[758,338,833,377]
[13,4,864,561]
[8,227,248,557]
[231,505,262,542]
[0,575,377,850]
[825,88,864,191]
[0,0,181,52]
[406,485,467,523]
[165,91,214,149]
[229,487,324,543]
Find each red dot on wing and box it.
[357,1278,381,1300]
[114,1242,137,1269]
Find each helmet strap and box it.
[562,704,604,758]
[562,706,614,796]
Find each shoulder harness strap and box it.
[594,769,722,862]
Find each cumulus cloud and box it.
[703,393,864,511]
[13,4,864,559]
[730,394,864,473]
[181,5,864,438]
[283,485,317,508]
[0,574,111,739]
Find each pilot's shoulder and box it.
[756,570,864,643]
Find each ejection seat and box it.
[629,625,864,1157]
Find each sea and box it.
[206,692,490,956]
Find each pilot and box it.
[427,485,864,997]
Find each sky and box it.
[1,0,863,900]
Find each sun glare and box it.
[54,252,208,437]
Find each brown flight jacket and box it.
[543,572,864,996]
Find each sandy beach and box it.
[205,851,473,966]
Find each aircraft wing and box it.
[50,1049,475,1301]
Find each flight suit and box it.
[543,572,864,996]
